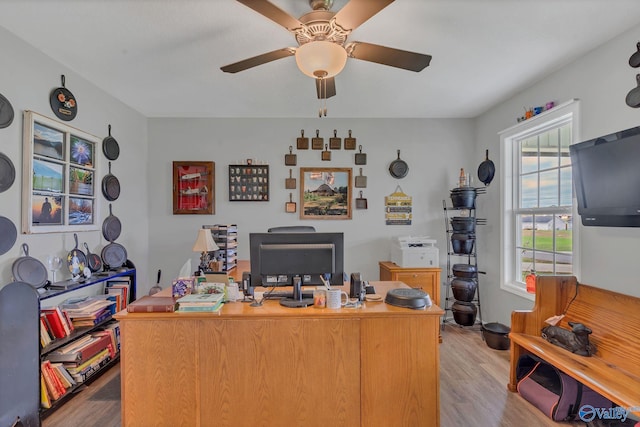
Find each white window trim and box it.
[499,99,581,300]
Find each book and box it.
[40,317,52,347]
[71,353,112,383]
[51,362,75,389]
[102,322,121,351]
[41,360,64,400]
[41,307,69,339]
[92,330,118,358]
[66,347,113,383]
[176,292,224,306]
[127,295,177,313]
[47,333,112,363]
[107,279,131,308]
[63,298,115,318]
[60,296,94,310]
[40,373,51,409]
[65,348,110,374]
[176,303,223,313]
[71,309,112,328]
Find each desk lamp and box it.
[192,229,219,273]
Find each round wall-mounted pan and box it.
[102,204,122,242]
[389,149,409,179]
[101,242,127,269]
[0,93,14,128]
[0,216,17,255]
[12,243,48,288]
[0,152,15,193]
[102,124,120,161]
[101,162,120,201]
[49,75,77,121]
[477,149,495,186]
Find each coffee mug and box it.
[326,289,349,309]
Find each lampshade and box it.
[295,41,347,78]
[192,229,219,253]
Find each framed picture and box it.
[33,159,64,193]
[33,122,64,160]
[69,167,94,196]
[22,111,100,233]
[228,164,269,201]
[300,167,352,220]
[173,161,215,214]
[31,194,64,226]
[69,135,95,167]
[68,197,94,225]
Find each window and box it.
[500,100,580,299]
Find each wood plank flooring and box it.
[42,324,583,427]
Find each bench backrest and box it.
[536,275,640,377]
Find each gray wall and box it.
[0,27,150,293]
[147,118,475,290]
[475,26,640,325]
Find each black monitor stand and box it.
[279,276,314,308]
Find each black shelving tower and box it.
[442,197,485,329]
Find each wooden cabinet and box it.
[379,261,441,307]
[172,161,214,214]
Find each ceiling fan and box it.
[221,0,432,100]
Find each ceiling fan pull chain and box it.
[323,78,327,116]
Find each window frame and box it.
[22,110,101,234]
[499,99,581,299]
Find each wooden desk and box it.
[115,282,443,427]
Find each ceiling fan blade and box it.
[333,0,395,31]
[221,48,295,73]
[345,42,432,72]
[316,77,336,99]
[236,0,304,32]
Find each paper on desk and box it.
[178,259,192,279]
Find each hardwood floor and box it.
[43,324,583,427]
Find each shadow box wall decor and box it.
[228,164,269,201]
[22,111,100,234]
[300,167,352,220]
[173,161,214,214]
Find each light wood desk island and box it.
[114,281,443,427]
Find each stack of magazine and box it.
[176,293,224,312]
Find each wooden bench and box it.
[508,275,640,416]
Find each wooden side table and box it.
[379,261,441,308]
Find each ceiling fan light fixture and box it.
[295,41,347,78]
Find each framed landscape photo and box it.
[300,167,352,220]
[31,194,64,226]
[69,167,94,196]
[22,111,100,233]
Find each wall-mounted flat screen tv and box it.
[569,125,640,227]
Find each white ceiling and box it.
[2,0,640,119]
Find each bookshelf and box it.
[0,268,136,422]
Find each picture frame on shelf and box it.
[173,161,215,215]
[22,111,100,234]
[300,167,352,220]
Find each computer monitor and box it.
[249,232,344,288]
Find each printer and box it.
[390,236,439,268]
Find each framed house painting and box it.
[300,167,352,220]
